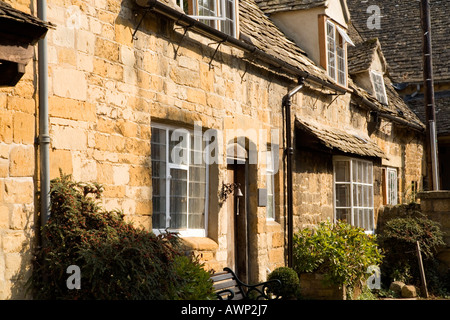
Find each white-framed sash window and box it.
[370,70,388,105]
[151,123,208,237]
[178,0,238,37]
[385,167,398,205]
[325,20,353,87]
[333,157,375,233]
[266,149,276,220]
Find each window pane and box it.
[335,161,350,182]
[367,209,374,231]
[358,161,363,183]
[169,129,189,165]
[199,0,217,28]
[353,184,361,207]
[189,134,206,229]
[267,172,275,219]
[370,71,388,105]
[152,128,167,229]
[387,168,398,205]
[267,195,274,220]
[362,185,369,207]
[220,0,235,36]
[337,46,346,86]
[189,168,206,229]
[327,22,336,80]
[170,168,188,229]
[354,208,363,229]
[335,184,350,207]
[336,208,350,224]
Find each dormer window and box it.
[178,0,238,37]
[321,18,354,87]
[370,70,388,105]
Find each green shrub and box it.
[173,254,216,300]
[293,220,383,295]
[377,212,446,294]
[28,173,214,300]
[267,267,300,299]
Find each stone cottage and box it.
[347,0,450,190]
[0,0,424,298]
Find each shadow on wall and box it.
[8,216,36,300]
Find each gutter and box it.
[134,0,347,94]
[37,0,50,227]
[282,78,304,268]
[356,95,425,133]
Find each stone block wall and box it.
[419,191,450,270]
[0,33,36,298]
[0,0,293,296]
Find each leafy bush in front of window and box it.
[377,212,446,295]
[28,173,215,300]
[293,220,383,296]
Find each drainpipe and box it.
[37,0,50,227]
[421,0,440,191]
[282,78,304,268]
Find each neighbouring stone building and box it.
[0,0,425,299]
[347,0,450,190]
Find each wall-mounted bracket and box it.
[132,9,150,41]
[173,24,193,58]
[208,38,227,70]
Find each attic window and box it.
[178,0,238,37]
[324,20,353,87]
[370,70,388,105]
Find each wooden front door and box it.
[226,162,247,283]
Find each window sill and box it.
[266,219,282,233]
[180,237,218,251]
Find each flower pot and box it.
[299,273,362,300]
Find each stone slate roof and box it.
[254,0,326,14]
[295,117,388,158]
[0,1,52,44]
[238,0,334,85]
[347,38,385,75]
[346,0,450,84]
[406,92,450,136]
[349,76,425,131]
[346,22,424,130]
[151,0,337,86]
[153,0,424,131]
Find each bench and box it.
[210,267,282,300]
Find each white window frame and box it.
[370,70,388,105]
[385,167,398,205]
[178,0,238,38]
[151,123,209,238]
[266,148,276,221]
[333,156,375,234]
[326,20,337,81]
[325,20,353,87]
